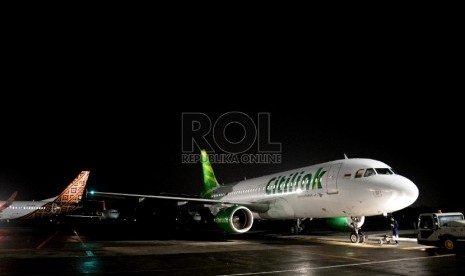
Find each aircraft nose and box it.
[395,175,419,208]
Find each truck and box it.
[417,212,465,251]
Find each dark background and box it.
[0,96,461,211]
[0,19,462,214]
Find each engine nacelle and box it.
[214,205,254,234]
[325,216,365,231]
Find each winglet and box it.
[54,171,90,204]
[200,150,219,199]
[0,191,18,212]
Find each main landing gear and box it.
[290,218,303,235]
[291,218,312,235]
[349,217,365,243]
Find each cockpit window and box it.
[364,168,376,177]
[375,168,394,175]
[355,169,365,178]
[356,168,390,178]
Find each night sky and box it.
[0,92,462,211]
[0,22,462,213]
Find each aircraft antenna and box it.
[344,153,349,159]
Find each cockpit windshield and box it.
[375,168,394,175]
[364,168,376,177]
[355,167,394,178]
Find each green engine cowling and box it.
[214,205,254,234]
[325,216,365,231]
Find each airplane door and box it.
[326,164,341,194]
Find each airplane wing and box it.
[90,191,270,213]
[0,191,18,212]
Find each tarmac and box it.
[1,225,464,275]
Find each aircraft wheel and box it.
[350,232,360,243]
[378,239,383,245]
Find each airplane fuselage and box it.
[0,199,81,220]
[210,158,418,219]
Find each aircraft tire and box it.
[350,232,359,243]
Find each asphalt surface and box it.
[1,225,464,275]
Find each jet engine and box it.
[214,205,254,234]
[325,216,365,231]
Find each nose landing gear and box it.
[349,217,365,243]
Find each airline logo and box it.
[265,168,327,195]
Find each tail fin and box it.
[54,171,90,204]
[0,191,17,212]
[200,150,219,199]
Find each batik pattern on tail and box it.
[21,171,90,219]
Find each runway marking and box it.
[73,229,94,256]
[216,254,455,276]
[36,230,60,250]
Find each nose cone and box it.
[394,175,419,209]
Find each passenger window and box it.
[355,169,365,178]
[364,168,376,177]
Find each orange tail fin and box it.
[0,191,17,211]
[54,171,90,204]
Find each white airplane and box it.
[91,151,419,242]
[0,171,90,221]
